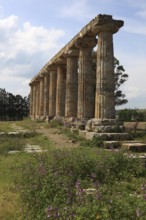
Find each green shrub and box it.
[48,120,63,128]
[17,148,146,219]
[0,136,26,154]
[80,136,103,148]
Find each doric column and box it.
[39,76,44,117]
[49,69,57,117]
[32,83,36,118]
[95,21,123,119]
[56,64,66,116]
[65,49,78,117]
[76,36,96,118]
[36,81,40,117]
[29,83,33,117]
[43,72,50,117]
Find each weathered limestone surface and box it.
[122,142,146,152]
[43,73,50,117]
[77,36,96,118]
[39,76,44,117]
[86,132,130,140]
[29,84,33,116]
[32,83,36,117]
[36,82,40,117]
[49,70,57,117]
[85,118,124,133]
[65,50,78,117]
[95,30,115,119]
[56,65,66,116]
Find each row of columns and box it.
[30,26,116,120]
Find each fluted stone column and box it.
[32,83,36,118]
[77,36,96,118]
[43,72,50,118]
[95,23,123,119]
[39,76,44,117]
[49,70,57,117]
[65,50,78,117]
[29,83,33,117]
[36,81,40,118]
[56,65,66,116]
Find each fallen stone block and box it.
[0,132,6,136]
[8,132,20,136]
[8,150,21,154]
[122,142,146,152]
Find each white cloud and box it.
[0,14,65,96]
[59,0,92,20]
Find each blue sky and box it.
[0,0,146,109]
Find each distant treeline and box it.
[116,108,146,122]
[0,88,29,121]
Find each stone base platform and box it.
[85,118,124,133]
[122,142,146,152]
[85,132,130,141]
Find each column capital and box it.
[47,64,57,71]
[55,57,66,65]
[41,68,49,76]
[75,36,97,49]
[92,19,123,34]
[64,48,79,57]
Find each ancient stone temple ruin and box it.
[29,14,124,134]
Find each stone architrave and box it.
[49,70,57,117]
[56,64,66,116]
[39,76,44,117]
[76,36,96,118]
[43,72,50,117]
[65,49,78,117]
[94,20,123,119]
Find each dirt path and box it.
[36,127,80,148]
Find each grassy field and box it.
[0,119,52,220]
[0,119,146,219]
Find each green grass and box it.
[15,117,47,131]
[0,119,146,219]
[0,121,13,132]
[0,153,31,219]
[0,119,53,219]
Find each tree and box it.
[117,108,144,122]
[0,88,7,120]
[0,88,29,121]
[114,58,128,106]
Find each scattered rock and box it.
[8,150,21,154]
[8,132,20,136]
[24,144,48,153]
